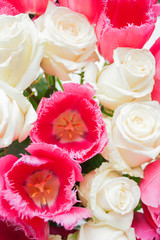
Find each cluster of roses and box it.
[0,0,160,240]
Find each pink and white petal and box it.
[53,207,91,230]
[63,83,95,99]
[0,0,20,15]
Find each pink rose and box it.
[58,0,103,23]
[30,83,108,163]
[150,37,160,103]
[138,159,160,238]
[0,144,90,230]
[96,0,160,62]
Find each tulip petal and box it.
[96,0,160,62]
[140,159,160,208]
[150,37,160,103]
[132,212,160,240]
[58,0,103,23]
[53,207,91,230]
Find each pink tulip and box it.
[96,0,160,62]
[30,83,108,163]
[0,0,20,15]
[0,213,49,240]
[150,37,160,103]
[13,0,49,14]
[139,159,160,237]
[0,145,91,230]
[58,0,103,23]
[0,155,49,240]
[132,212,159,240]
[0,0,52,15]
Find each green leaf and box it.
[31,77,49,101]
[0,149,5,157]
[101,106,114,117]
[122,174,142,211]
[81,154,106,174]
[123,174,141,185]
[80,71,85,84]
[134,199,142,212]
[6,138,30,157]
[67,232,78,240]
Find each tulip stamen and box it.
[24,170,60,208]
[53,110,88,143]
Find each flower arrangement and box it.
[0,0,160,239]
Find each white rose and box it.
[0,14,44,91]
[77,220,136,240]
[36,2,98,81]
[0,81,37,147]
[78,163,140,231]
[102,101,160,176]
[85,48,155,110]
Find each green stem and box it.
[101,106,114,117]
[56,77,64,91]
[25,87,39,104]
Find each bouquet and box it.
[0,0,160,239]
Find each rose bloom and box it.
[138,159,160,238]
[132,212,160,240]
[96,0,160,62]
[0,154,49,240]
[76,220,136,240]
[1,143,90,230]
[0,14,44,90]
[78,162,140,231]
[150,37,160,103]
[30,83,107,163]
[58,0,103,24]
[85,48,155,110]
[0,82,36,148]
[35,2,98,81]
[102,101,160,177]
